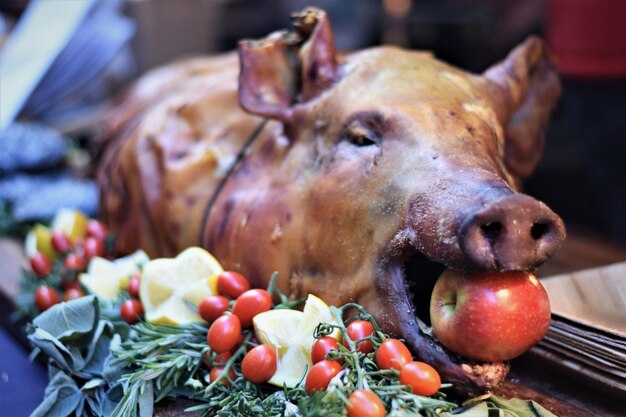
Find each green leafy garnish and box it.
[25,286,559,417]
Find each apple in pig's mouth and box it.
[380,249,553,394]
[429,270,551,362]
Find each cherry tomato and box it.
[232,289,272,327]
[213,351,232,365]
[51,232,72,253]
[346,389,386,417]
[127,272,141,298]
[242,344,277,384]
[64,253,86,271]
[207,314,241,353]
[120,299,144,324]
[83,237,105,260]
[34,286,60,311]
[399,361,441,396]
[64,288,84,301]
[30,252,52,278]
[198,295,230,322]
[204,350,232,367]
[305,359,342,394]
[216,271,250,298]
[209,366,236,386]
[62,280,82,291]
[86,219,108,240]
[312,336,341,364]
[344,320,375,353]
[375,339,412,370]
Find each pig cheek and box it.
[297,151,404,299]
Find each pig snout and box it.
[459,194,565,271]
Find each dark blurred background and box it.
[1,0,625,244]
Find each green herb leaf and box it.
[138,381,154,417]
[32,295,99,344]
[83,320,115,377]
[27,327,85,372]
[31,372,82,417]
[490,396,557,417]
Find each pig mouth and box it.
[382,247,512,395]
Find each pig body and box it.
[99,9,564,394]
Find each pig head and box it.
[99,8,564,395]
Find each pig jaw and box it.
[365,185,564,394]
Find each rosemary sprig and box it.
[109,322,209,417]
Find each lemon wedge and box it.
[51,209,88,241]
[139,247,223,325]
[253,294,341,388]
[24,224,56,260]
[79,250,149,301]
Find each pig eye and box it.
[344,122,379,147]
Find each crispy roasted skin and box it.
[99,8,562,395]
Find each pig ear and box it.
[238,32,297,121]
[238,8,338,121]
[292,8,339,101]
[484,37,561,179]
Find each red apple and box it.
[429,269,550,362]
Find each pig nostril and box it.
[531,222,551,240]
[480,222,503,240]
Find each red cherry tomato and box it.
[209,366,236,386]
[346,389,386,417]
[242,344,277,384]
[207,314,241,353]
[34,286,60,311]
[51,232,72,253]
[312,336,341,364]
[232,289,272,327]
[83,237,105,260]
[305,360,342,394]
[64,288,84,301]
[30,252,52,278]
[120,299,144,324]
[127,273,141,298]
[86,219,108,240]
[344,320,375,353]
[216,271,250,298]
[204,350,232,367]
[375,339,412,370]
[213,351,232,365]
[198,295,230,322]
[64,253,86,271]
[62,280,82,291]
[399,361,441,396]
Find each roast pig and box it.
[98,8,564,394]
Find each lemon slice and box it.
[139,247,223,325]
[51,209,88,241]
[254,309,305,348]
[79,250,149,301]
[25,224,56,260]
[253,294,341,388]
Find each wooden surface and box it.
[2,231,626,416]
[542,261,626,334]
